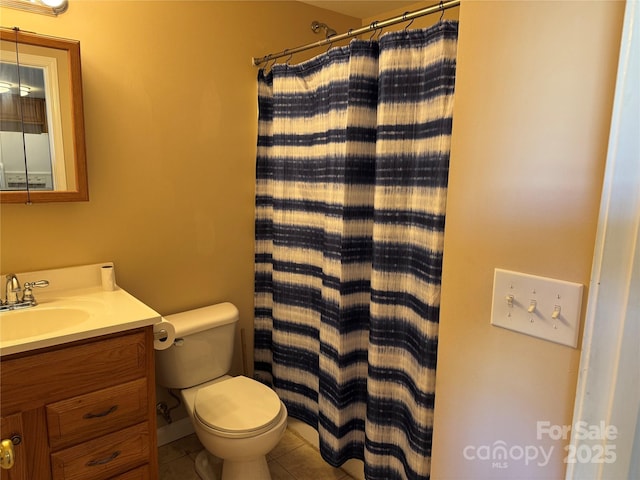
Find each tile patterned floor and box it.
[159,428,354,480]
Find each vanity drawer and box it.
[1,331,147,414]
[50,422,150,480]
[46,378,148,450]
[112,465,150,480]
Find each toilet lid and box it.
[194,376,282,434]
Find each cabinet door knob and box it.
[0,438,15,470]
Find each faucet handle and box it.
[22,280,49,305]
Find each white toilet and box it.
[155,303,287,480]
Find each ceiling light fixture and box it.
[0,0,69,16]
[0,83,32,96]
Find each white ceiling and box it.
[299,1,420,19]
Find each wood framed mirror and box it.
[0,28,87,203]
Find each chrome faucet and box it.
[1,274,49,310]
[5,274,21,305]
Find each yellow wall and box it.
[0,0,626,475]
[0,1,358,376]
[431,1,625,479]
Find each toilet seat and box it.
[194,376,284,439]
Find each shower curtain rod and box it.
[252,0,460,66]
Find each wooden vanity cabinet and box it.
[0,327,158,480]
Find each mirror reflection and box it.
[0,28,87,203]
[1,58,58,190]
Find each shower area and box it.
[252,3,459,479]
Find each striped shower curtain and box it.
[254,21,458,480]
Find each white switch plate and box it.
[491,269,583,348]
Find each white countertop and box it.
[0,263,161,357]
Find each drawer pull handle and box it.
[86,450,120,466]
[83,405,118,419]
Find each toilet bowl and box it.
[155,303,287,480]
[183,375,287,479]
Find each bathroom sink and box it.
[0,307,91,342]
[0,262,162,356]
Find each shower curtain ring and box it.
[284,49,293,65]
[325,38,335,53]
[403,12,415,31]
[439,1,445,22]
[369,21,379,40]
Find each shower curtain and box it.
[254,20,458,480]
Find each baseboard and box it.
[157,417,195,446]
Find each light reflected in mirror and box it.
[0,28,87,203]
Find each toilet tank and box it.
[155,303,239,389]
